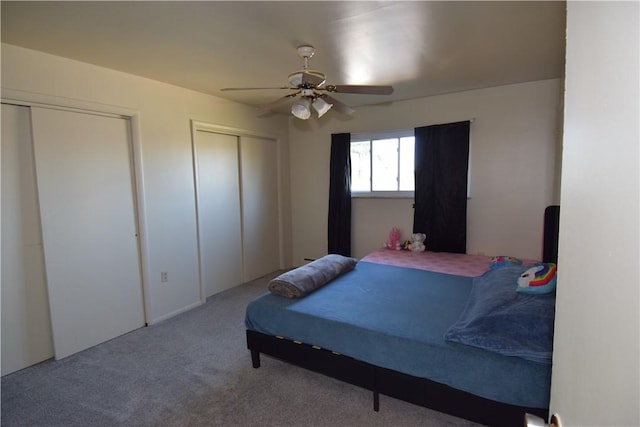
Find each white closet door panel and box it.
[31,107,144,360]
[1,104,54,375]
[195,131,243,297]
[240,136,280,281]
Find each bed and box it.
[245,207,559,427]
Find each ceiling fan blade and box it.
[301,72,325,87]
[221,86,293,91]
[325,84,394,95]
[321,94,355,116]
[259,93,299,113]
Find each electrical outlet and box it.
[161,272,168,283]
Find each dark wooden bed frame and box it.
[246,206,559,426]
[247,330,547,427]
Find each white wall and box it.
[1,43,292,325]
[352,197,415,258]
[289,79,562,263]
[551,2,639,426]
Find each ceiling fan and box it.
[221,45,394,119]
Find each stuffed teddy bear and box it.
[384,227,402,250]
[409,233,426,252]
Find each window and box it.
[350,130,415,197]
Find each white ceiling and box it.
[1,1,566,114]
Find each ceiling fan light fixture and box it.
[312,97,333,117]
[291,98,311,120]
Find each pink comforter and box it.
[361,249,538,277]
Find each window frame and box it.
[350,129,415,199]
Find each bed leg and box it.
[372,368,380,411]
[250,349,261,368]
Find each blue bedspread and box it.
[444,265,556,363]
[245,261,551,409]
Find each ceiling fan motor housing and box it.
[288,70,326,88]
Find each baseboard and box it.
[147,301,203,325]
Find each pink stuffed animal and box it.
[384,227,402,250]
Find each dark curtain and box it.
[328,133,352,256]
[413,121,470,253]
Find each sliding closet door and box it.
[1,104,54,374]
[240,136,280,281]
[194,130,244,298]
[30,107,145,360]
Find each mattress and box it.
[245,261,551,409]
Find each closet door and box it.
[1,104,54,374]
[240,136,280,281]
[194,130,243,298]
[31,107,145,359]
